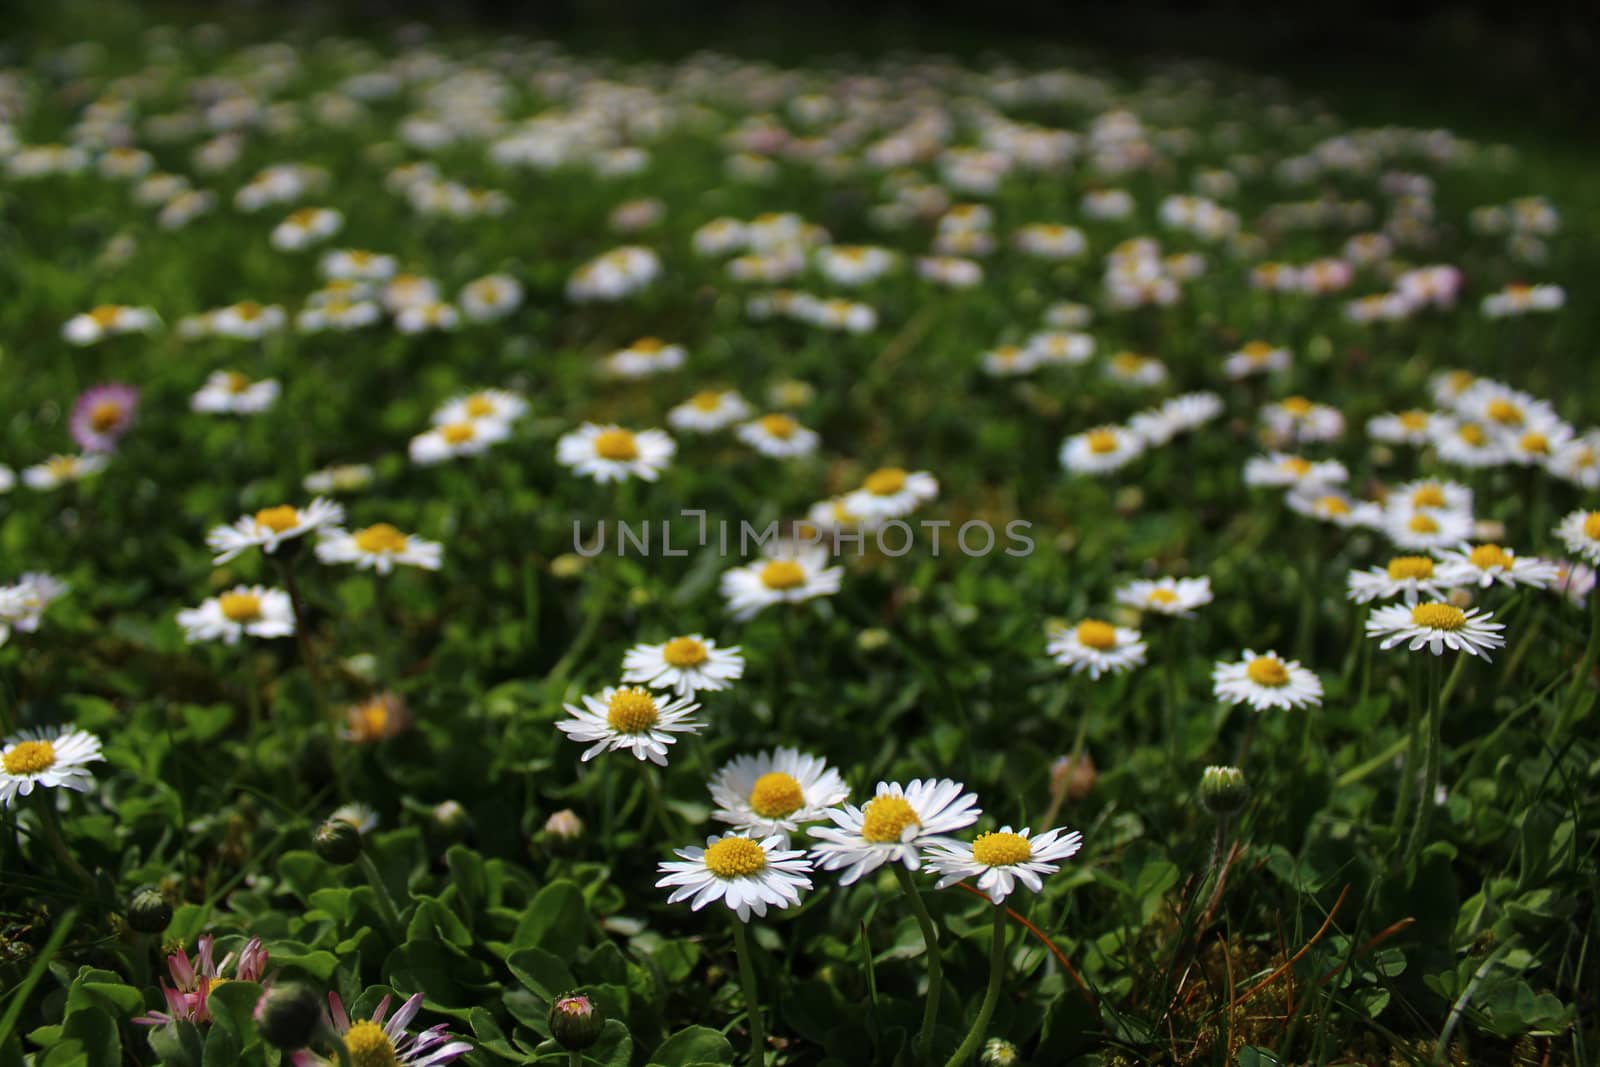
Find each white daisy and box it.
[1548,434,1600,490]
[719,543,843,621]
[409,419,512,465]
[210,301,287,340]
[206,499,345,564]
[556,685,702,765]
[1061,426,1145,476]
[269,206,343,251]
[62,305,160,346]
[621,634,745,696]
[556,423,676,483]
[320,248,397,281]
[191,371,280,414]
[316,525,443,575]
[1346,556,1453,605]
[1433,543,1559,590]
[1287,488,1379,528]
[297,299,383,333]
[1432,418,1507,469]
[1367,410,1437,446]
[330,802,379,834]
[809,778,982,885]
[1553,510,1600,565]
[1044,301,1093,328]
[668,390,753,433]
[0,574,69,637]
[1243,453,1348,490]
[1223,341,1290,380]
[1366,602,1506,658]
[1,727,103,808]
[709,748,849,839]
[1104,352,1168,387]
[303,464,375,495]
[656,833,813,922]
[1389,479,1473,517]
[395,301,460,335]
[382,274,442,312]
[736,414,820,459]
[431,389,528,427]
[604,337,686,379]
[1260,396,1345,445]
[1115,577,1213,618]
[22,454,108,491]
[1211,650,1324,711]
[458,274,524,321]
[841,467,939,520]
[176,586,296,645]
[1026,331,1094,367]
[980,345,1039,378]
[924,825,1084,904]
[1382,507,1474,551]
[1046,618,1147,679]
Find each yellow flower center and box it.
[860,795,921,842]
[1112,353,1146,374]
[90,305,122,327]
[1585,513,1600,540]
[864,467,908,495]
[594,429,639,460]
[350,698,392,742]
[1086,430,1120,454]
[1469,544,1514,570]
[690,390,724,411]
[1316,494,1351,515]
[1075,619,1118,650]
[632,336,664,352]
[353,524,409,555]
[1486,399,1523,426]
[759,560,807,590]
[2,740,56,776]
[1411,485,1447,509]
[234,301,263,321]
[1519,432,1549,454]
[1458,423,1487,446]
[288,207,318,226]
[1147,588,1178,606]
[971,831,1033,866]
[605,688,659,733]
[254,506,300,533]
[46,456,79,478]
[661,636,709,667]
[1398,410,1430,430]
[1446,371,1474,393]
[343,1019,399,1067]
[1280,456,1311,476]
[1386,556,1435,580]
[1246,656,1289,686]
[1411,603,1467,631]
[224,372,252,393]
[1280,396,1314,417]
[1408,514,1440,534]
[465,395,496,417]
[748,772,805,818]
[218,592,263,622]
[703,836,768,878]
[1243,340,1274,358]
[757,414,797,440]
[441,422,477,445]
[89,400,124,432]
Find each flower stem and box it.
[569,1049,584,1067]
[1390,656,1424,839]
[34,796,94,890]
[941,903,1008,1067]
[1405,656,1445,864]
[729,916,767,1066]
[893,865,945,1065]
[357,853,404,938]
[275,557,327,710]
[1559,588,1600,733]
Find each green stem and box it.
[357,853,404,937]
[1405,656,1445,864]
[729,916,767,1066]
[893,865,945,1065]
[941,904,1008,1067]
[1162,633,1182,762]
[1558,589,1600,733]
[34,796,94,890]
[569,1049,584,1067]
[275,557,327,710]
[1390,656,1424,838]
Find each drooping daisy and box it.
[736,413,820,459]
[176,586,296,645]
[656,833,813,922]
[1211,650,1324,711]
[61,304,160,346]
[191,371,280,414]
[330,802,379,834]
[604,337,686,379]
[22,453,108,491]
[556,423,676,482]
[923,825,1084,904]
[621,634,745,696]
[809,779,982,884]
[841,467,939,520]
[207,499,345,563]
[133,935,269,1027]
[1,727,103,808]
[1115,576,1213,618]
[409,418,512,465]
[1346,556,1453,605]
[709,748,849,839]
[1554,510,1600,565]
[1223,340,1290,380]
[69,384,139,453]
[1061,425,1145,476]
[316,524,443,575]
[292,991,470,1067]
[1433,543,1559,590]
[1243,453,1348,490]
[1366,602,1506,658]
[1046,618,1147,679]
[556,685,703,765]
[719,542,843,620]
[668,390,753,433]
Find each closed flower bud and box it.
[1049,752,1097,804]
[982,1037,1020,1066]
[543,808,584,847]
[433,799,467,831]
[127,886,173,934]
[856,627,891,653]
[312,817,362,865]
[1200,765,1249,816]
[549,991,605,1050]
[253,983,324,1051]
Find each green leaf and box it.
[146,1019,206,1067]
[510,880,591,959]
[648,1025,735,1067]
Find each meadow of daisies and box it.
[2,14,1598,1067]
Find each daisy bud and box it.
[550,553,588,579]
[1049,752,1097,804]
[1472,519,1506,543]
[543,808,584,847]
[253,983,324,1051]
[549,991,605,1050]
[856,627,891,653]
[432,799,468,833]
[1447,587,1475,609]
[1200,765,1249,817]
[982,1037,1020,1066]
[127,886,173,934]
[312,817,363,866]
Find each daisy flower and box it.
[395,301,460,334]
[1347,556,1453,605]
[22,453,108,491]
[668,390,753,433]
[1,727,103,808]
[1046,618,1147,679]
[1366,602,1506,658]
[809,779,981,885]
[458,274,524,321]
[1261,396,1345,444]
[621,634,745,696]
[270,206,343,251]
[1287,488,1379,528]
[1115,576,1213,618]
[1432,419,1506,469]
[709,748,849,839]
[1554,509,1600,565]
[292,991,470,1067]
[1223,340,1290,380]
[409,419,512,465]
[1026,331,1094,367]
[719,542,843,620]
[1383,507,1474,551]
[556,685,703,765]
[1390,479,1473,516]
[556,423,676,483]
[1367,410,1437,446]
[176,586,296,645]
[297,299,382,333]
[980,344,1039,377]
[69,384,139,453]
[816,245,896,285]
[342,692,411,744]
[1061,426,1145,476]
[736,414,820,459]
[211,301,287,340]
[1044,301,1094,328]
[207,499,344,563]
[842,467,939,520]
[604,337,686,379]
[0,465,12,494]
[1434,543,1559,590]
[656,833,813,922]
[134,935,269,1027]
[0,573,69,640]
[316,524,443,574]
[1548,435,1600,490]
[1243,453,1347,490]
[431,389,527,427]
[304,464,375,495]
[320,248,398,281]
[192,371,280,414]
[330,803,379,834]
[1211,650,1324,711]
[924,825,1084,904]
[1553,560,1595,607]
[62,304,159,346]
[1104,352,1168,387]
[1481,282,1563,317]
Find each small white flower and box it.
[1,727,103,808]
[432,389,528,427]
[1223,341,1291,380]
[1367,410,1437,446]
[1061,426,1144,476]
[668,390,752,433]
[315,524,443,575]
[1047,618,1147,679]
[22,454,107,491]
[320,248,397,281]
[809,778,982,885]
[395,301,459,334]
[719,543,843,621]
[556,685,703,765]
[1026,331,1094,367]
[656,833,813,922]
[210,302,287,340]
[192,371,280,414]
[1366,602,1506,658]
[924,825,1084,904]
[62,305,160,346]
[1115,577,1212,618]
[410,419,512,465]
[176,585,296,645]
[1287,488,1380,528]
[556,423,676,483]
[1211,650,1324,711]
[622,634,745,696]
[303,464,374,495]
[0,573,70,638]
[736,414,820,459]
[709,748,849,840]
[1243,453,1347,490]
[1382,507,1474,551]
[980,345,1039,377]
[1554,509,1600,565]
[1346,556,1453,605]
[604,337,686,379]
[842,467,938,520]
[206,499,345,564]
[270,206,342,251]
[1261,396,1344,445]
[458,274,524,321]
[1433,543,1559,590]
